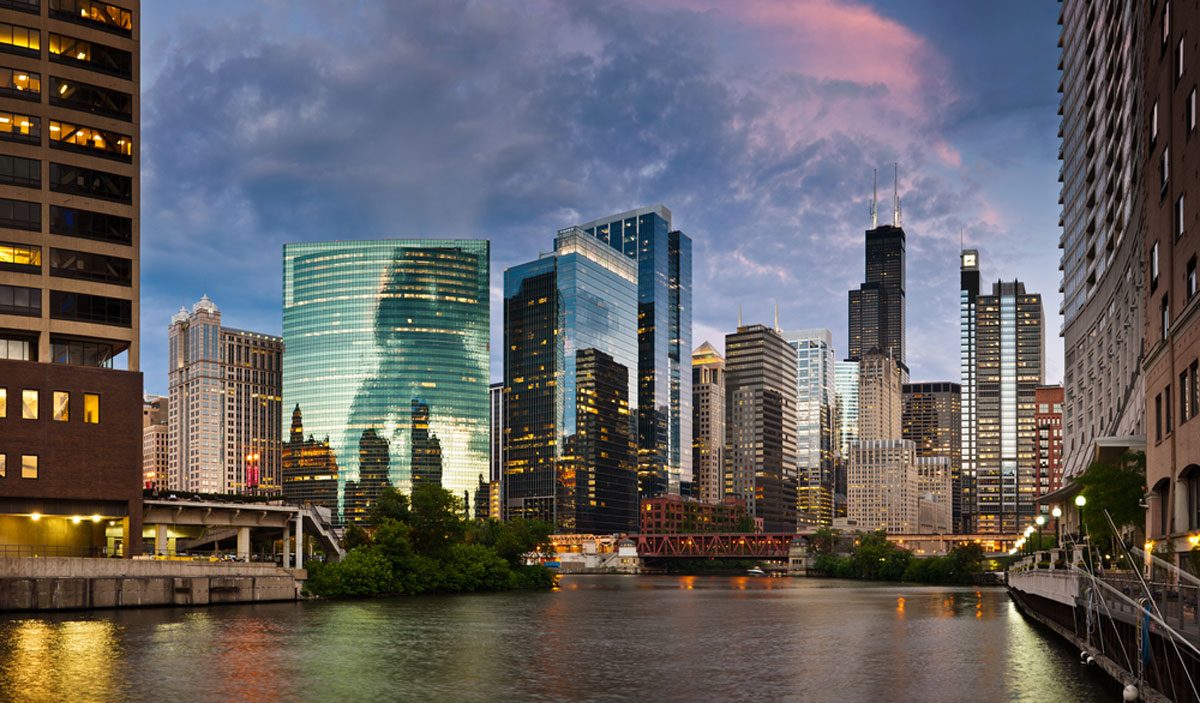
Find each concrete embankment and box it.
[0,557,305,611]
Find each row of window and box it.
[0,334,119,367]
[1154,360,1200,443]
[0,66,135,122]
[0,454,39,479]
[0,21,131,77]
[0,0,132,36]
[0,241,131,284]
[0,110,133,161]
[0,157,132,202]
[0,387,100,422]
[0,199,132,246]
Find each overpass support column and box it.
[154,524,167,556]
[237,527,251,562]
[295,513,304,570]
[282,519,291,569]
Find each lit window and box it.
[49,120,132,159]
[0,68,39,99]
[0,387,4,417]
[0,111,39,143]
[84,393,99,423]
[0,242,40,268]
[0,454,4,477]
[53,391,68,421]
[0,22,41,54]
[21,454,36,479]
[21,388,36,419]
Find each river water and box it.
[0,575,1118,702]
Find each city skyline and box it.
[135,1,1063,396]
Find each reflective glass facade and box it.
[283,240,489,522]
[959,250,980,531]
[785,329,835,525]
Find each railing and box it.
[1102,575,1200,640]
[0,544,112,558]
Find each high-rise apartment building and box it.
[1058,0,1145,482]
[142,393,166,490]
[167,296,282,494]
[1143,0,1200,550]
[691,341,725,505]
[503,228,638,532]
[577,206,691,498]
[975,280,1044,534]
[959,249,981,532]
[785,329,836,526]
[0,0,142,557]
[724,323,798,532]
[1035,385,1064,500]
[902,382,962,531]
[283,239,490,523]
[846,440,918,534]
[848,183,907,375]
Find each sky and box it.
[138,0,1063,395]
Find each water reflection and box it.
[0,618,122,702]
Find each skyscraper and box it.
[1058,0,1145,482]
[282,239,490,522]
[857,353,903,441]
[142,394,167,490]
[959,249,980,532]
[724,323,798,532]
[691,341,725,505]
[576,206,692,498]
[488,381,504,513]
[0,0,142,557]
[848,175,906,374]
[833,359,860,517]
[902,382,962,531]
[1034,385,1064,500]
[503,228,638,532]
[167,296,282,494]
[572,348,638,534]
[975,280,1044,534]
[846,440,918,534]
[785,329,836,526]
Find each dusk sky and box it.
[139,0,1061,395]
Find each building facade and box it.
[691,341,725,504]
[281,404,338,513]
[846,439,918,534]
[959,249,981,532]
[724,323,798,532]
[1058,0,1146,483]
[833,359,860,517]
[0,0,142,557]
[282,239,490,522]
[916,456,953,534]
[639,495,749,534]
[975,280,1044,534]
[141,393,166,490]
[1035,385,1064,500]
[503,228,638,532]
[571,348,638,534]
[577,206,692,498]
[857,352,903,441]
[902,382,962,531]
[784,329,836,526]
[848,202,907,375]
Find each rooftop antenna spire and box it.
[773,301,780,332]
[738,304,743,329]
[892,162,899,228]
[871,168,878,229]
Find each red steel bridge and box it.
[635,533,798,559]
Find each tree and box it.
[1075,451,1146,548]
[371,488,411,524]
[809,527,840,556]
[408,484,467,555]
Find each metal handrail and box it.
[0,544,113,558]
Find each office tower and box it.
[142,394,167,490]
[576,206,692,498]
[691,341,725,505]
[281,404,339,512]
[167,296,282,494]
[572,348,638,534]
[1143,0,1198,548]
[1059,0,1145,482]
[1035,385,1064,500]
[846,440,918,534]
[848,174,906,374]
[344,428,391,524]
[902,382,963,531]
[785,329,836,526]
[724,323,798,532]
[833,359,860,517]
[489,382,503,484]
[975,280,1044,534]
[959,249,980,532]
[503,228,638,531]
[0,0,142,557]
[916,456,953,534]
[283,240,489,523]
[857,353,902,441]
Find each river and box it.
[0,575,1117,702]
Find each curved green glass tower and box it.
[283,239,489,523]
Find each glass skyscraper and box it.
[282,240,490,523]
[784,329,836,526]
[503,228,639,533]
[576,206,692,497]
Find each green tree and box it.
[809,527,840,556]
[1075,451,1146,548]
[371,488,411,524]
[409,484,466,556]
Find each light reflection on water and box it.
[0,576,1118,702]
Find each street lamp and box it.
[1035,515,1046,554]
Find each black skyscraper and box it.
[848,224,906,372]
[572,349,639,534]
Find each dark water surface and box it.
[0,576,1118,702]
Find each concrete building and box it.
[167,296,282,495]
[1058,0,1145,484]
[959,249,981,532]
[1035,385,1064,501]
[639,495,749,534]
[0,0,143,557]
[784,329,836,526]
[691,341,725,504]
[857,353,902,441]
[916,456,953,534]
[846,440,918,534]
[724,323,798,532]
[1143,0,1200,553]
[902,382,962,531]
[975,280,1044,534]
[142,393,166,490]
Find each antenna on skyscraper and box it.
[892,162,899,228]
[871,168,878,229]
[773,301,780,332]
[738,304,743,329]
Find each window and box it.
[1179,194,1187,239]
[1192,361,1200,421]
[21,389,36,419]
[49,0,133,36]
[1189,256,1197,300]
[1183,371,1191,423]
[1163,145,1171,191]
[0,22,40,57]
[1167,386,1174,434]
[0,0,39,15]
[1153,100,1159,145]
[51,338,115,367]
[1164,1,1171,47]
[1190,475,1200,530]
[21,454,36,479]
[1152,240,1160,289]
[0,111,38,144]
[0,198,39,231]
[49,120,131,160]
[1163,294,1171,339]
[0,284,40,316]
[0,454,4,478]
[48,33,131,78]
[52,390,68,421]
[49,162,131,203]
[0,335,34,361]
[50,248,132,285]
[50,206,131,245]
[0,388,5,418]
[0,242,40,271]
[49,77,132,121]
[0,155,40,189]
[49,291,131,327]
[84,392,98,423]
[1179,37,1186,81]
[0,67,39,100]
[1157,393,1164,441]
[1191,88,1198,133]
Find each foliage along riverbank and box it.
[808,530,988,585]
[305,486,555,598]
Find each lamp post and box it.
[1051,505,1063,546]
[1035,515,1046,555]
[1075,494,1088,567]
